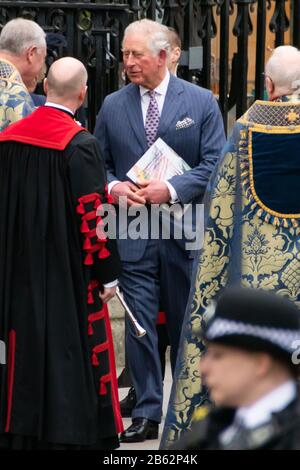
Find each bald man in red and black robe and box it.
[0,57,123,449]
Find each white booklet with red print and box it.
[126,137,190,184]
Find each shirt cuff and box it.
[165,181,179,204]
[108,180,121,194]
[103,280,118,288]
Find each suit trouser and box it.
[119,238,193,422]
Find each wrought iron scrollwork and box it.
[0,7,10,29]
[292,0,300,48]
[82,31,95,67]
[136,0,166,19]
[18,8,37,22]
[215,0,234,15]
[254,0,267,101]
[156,0,166,19]
[269,0,289,46]
[197,1,217,89]
[77,10,92,32]
[0,0,298,133]
[46,9,66,33]
[139,0,155,18]
[215,0,235,131]
[198,1,218,40]
[161,0,180,29]
[233,1,254,37]
[232,1,256,118]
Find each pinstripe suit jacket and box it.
[94,74,225,261]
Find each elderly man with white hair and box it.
[0,18,46,130]
[94,18,225,442]
[162,45,300,448]
[264,45,300,99]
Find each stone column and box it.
[108,297,125,368]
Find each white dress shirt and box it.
[139,69,170,124]
[108,70,179,202]
[219,380,297,448]
[45,101,74,116]
[235,380,296,429]
[45,102,118,289]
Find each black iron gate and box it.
[0,1,299,132]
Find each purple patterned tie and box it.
[145,90,160,147]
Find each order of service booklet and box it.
[126,137,191,184]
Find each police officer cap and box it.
[203,288,300,368]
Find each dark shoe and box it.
[120,387,136,418]
[120,418,159,443]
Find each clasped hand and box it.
[111,180,170,206]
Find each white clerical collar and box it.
[45,102,74,116]
[235,380,296,429]
[139,69,170,98]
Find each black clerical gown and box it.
[0,106,122,449]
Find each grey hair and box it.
[265,45,300,94]
[0,18,46,55]
[123,19,170,58]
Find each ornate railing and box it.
[0,1,298,132]
[0,1,132,129]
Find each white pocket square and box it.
[175,117,195,130]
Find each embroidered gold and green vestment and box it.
[0,58,34,131]
[162,97,300,448]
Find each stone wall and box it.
[108,296,125,368]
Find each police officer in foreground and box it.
[172,288,300,450]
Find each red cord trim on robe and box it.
[102,304,123,433]
[104,184,114,205]
[87,280,100,305]
[86,299,122,431]
[88,280,100,290]
[5,329,16,433]
[84,243,110,265]
[77,192,102,205]
[99,373,112,395]
[87,309,106,335]
[157,311,167,325]
[77,192,111,265]
[83,228,97,240]
[84,243,105,254]
[91,340,109,366]
[81,211,97,222]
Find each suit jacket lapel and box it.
[125,84,148,151]
[158,75,185,139]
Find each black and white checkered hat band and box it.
[206,318,300,353]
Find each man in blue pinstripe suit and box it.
[94,19,225,443]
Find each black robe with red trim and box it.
[0,106,123,449]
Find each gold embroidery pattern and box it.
[286,109,300,122]
[0,58,24,85]
[0,60,34,131]
[163,101,300,447]
[241,99,300,127]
